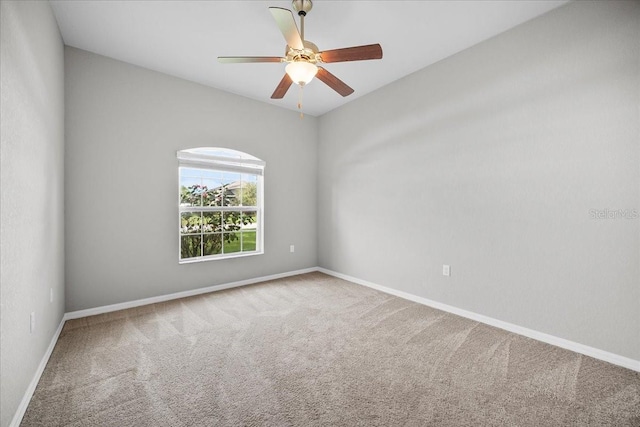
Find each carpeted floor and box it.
[22,272,640,426]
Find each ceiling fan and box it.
[218,0,383,109]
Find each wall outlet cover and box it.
[443,265,451,277]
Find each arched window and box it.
[177,147,264,262]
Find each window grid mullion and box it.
[179,206,258,213]
[200,178,204,257]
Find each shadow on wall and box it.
[318,0,639,360]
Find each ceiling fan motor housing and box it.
[286,41,320,64]
[292,0,313,16]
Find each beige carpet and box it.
[22,272,640,426]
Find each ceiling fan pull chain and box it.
[298,84,304,119]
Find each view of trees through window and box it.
[180,167,258,260]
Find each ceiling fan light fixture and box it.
[285,61,318,85]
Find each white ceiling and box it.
[50,0,568,117]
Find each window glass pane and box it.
[222,173,242,206]
[241,211,257,228]
[242,174,258,183]
[223,211,242,232]
[208,149,238,158]
[179,183,204,206]
[218,186,235,207]
[181,235,202,259]
[202,179,224,207]
[180,167,202,178]
[179,176,201,189]
[180,178,202,206]
[242,230,256,252]
[199,169,223,180]
[180,168,203,207]
[181,212,202,234]
[203,212,222,233]
[241,174,258,207]
[223,232,241,253]
[222,172,241,183]
[203,234,222,256]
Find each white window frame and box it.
[177,148,265,263]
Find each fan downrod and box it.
[292,0,312,41]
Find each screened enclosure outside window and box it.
[177,148,264,262]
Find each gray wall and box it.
[65,47,317,312]
[0,2,65,426]
[317,1,640,360]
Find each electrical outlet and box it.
[30,312,36,333]
[443,265,451,277]
[290,245,295,253]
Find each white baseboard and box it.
[64,267,319,320]
[10,316,66,427]
[318,267,640,373]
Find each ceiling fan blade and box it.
[269,7,304,50]
[218,56,284,64]
[319,44,383,63]
[271,73,294,99]
[316,67,354,97]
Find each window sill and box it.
[179,250,264,264]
